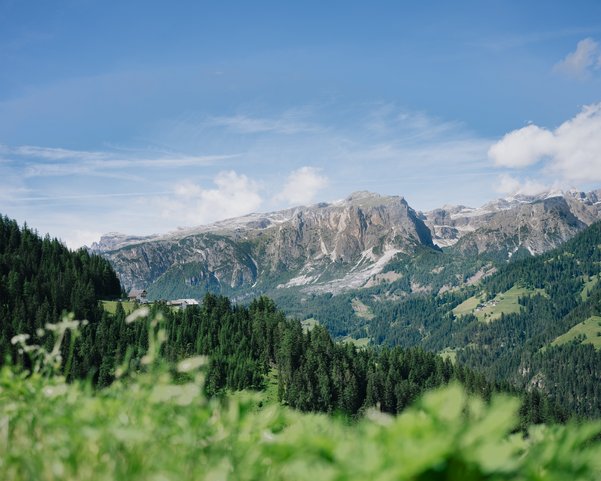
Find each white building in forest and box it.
[166,299,199,309]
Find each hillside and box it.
[3,214,601,480]
[0,214,122,360]
[338,222,601,417]
[2,295,598,481]
[90,193,601,417]
[75,294,555,419]
[0,212,558,421]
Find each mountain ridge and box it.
[422,188,601,251]
[92,188,601,299]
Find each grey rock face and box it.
[93,192,434,296]
[93,189,601,298]
[422,189,601,256]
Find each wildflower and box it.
[126,307,150,324]
[10,334,30,345]
[177,356,209,373]
[43,384,68,398]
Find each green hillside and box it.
[101,300,136,315]
[551,316,601,350]
[581,274,600,301]
[3,215,601,480]
[314,222,601,418]
[0,214,122,363]
[452,286,547,323]
[3,310,600,481]
[74,295,546,419]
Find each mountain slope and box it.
[365,221,601,416]
[94,192,436,298]
[422,189,601,257]
[94,189,601,302]
[0,214,122,359]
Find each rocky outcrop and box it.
[263,192,433,270]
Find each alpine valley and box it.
[7,3,601,479]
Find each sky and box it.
[1,0,601,248]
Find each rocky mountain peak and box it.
[340,191,406,209]
[94,191,435,296]
[423,188,601,253]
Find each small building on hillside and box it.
[166,298,199,309]
[128,289,148,302]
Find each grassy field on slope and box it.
[453,286,546,323]
[551,316,601,350]
[581,275,600,301]
[101,300,137,315]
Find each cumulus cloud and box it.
[274,166,329,206]
[64,229,104,250]
[487,124,554,168]
[494,174,552,196]
[157,171,262,226]
[554,38,601,78]
[488,103,601,183]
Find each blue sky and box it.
[1,0,601,247]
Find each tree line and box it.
[0,213,565,425]
[0,215,121,361]
[72,293,562,426]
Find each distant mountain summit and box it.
[92,192,434,297]
[93,188,601,299]
[421,189,601,257]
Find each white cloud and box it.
[208,112,320,135]
[13,191,171,202]
[14,145,107,161]
[494,174,551,196]
[488,103,601,183]
[19,153,230,178]
[365,103,461,141]
[273,167,329,206]
[0,184,29,201]
[63,229,104,250]
[156,171,262,226]
[0,144,234,180]
[488,124,554,168]
[554,37,601,78]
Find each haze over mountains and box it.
[92,188,601,300]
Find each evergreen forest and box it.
[2,213,601,480]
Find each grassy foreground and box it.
[3,371,601,479]
[2,314,601,481]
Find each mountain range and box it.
[92,188,601,301]
[90,187,601,418]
